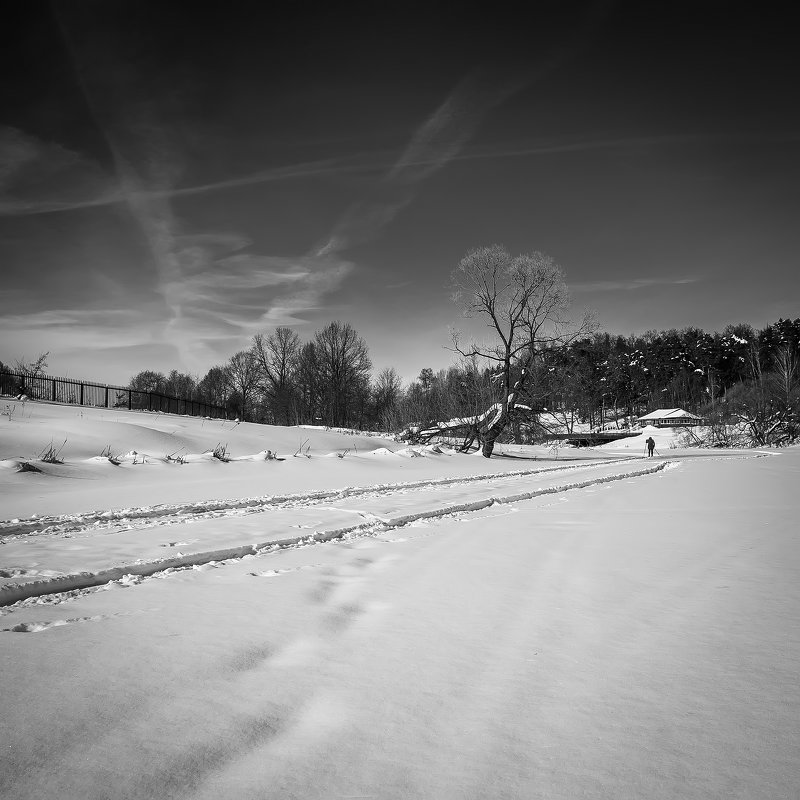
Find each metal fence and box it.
[0,370,228,419]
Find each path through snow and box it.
[0,458,675,605]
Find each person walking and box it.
[646,436,655,457]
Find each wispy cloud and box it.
[165,253,352,322]
[0,140,386,217]
[0,126,120,215]
[571,277,700,292]
[0,307,161,356]
[313,65,531,261]
[46,7,356,371]
[312,2,615,262]
[388,69,529,185]
[162,156,364,199]
[442,130,800,167]
[8,128,796,219]
[252,257,355,327]
[0,126,354,366]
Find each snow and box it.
[1,400,799,799]
[637,408,703,422]
[416,402,533,437]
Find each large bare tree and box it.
[251,327,300,425]
[198,366,229,407]
[292,342,324,425]
[451,244,592,457]
[225,349,259,421]
[372,366,403,431]
[313,321,372,427]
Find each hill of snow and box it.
[1,399,798,799]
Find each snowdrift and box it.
[1,398,797,800]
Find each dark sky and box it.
[2,0,798,383]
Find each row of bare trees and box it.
[244,320,377,427]
[126,321,395,430]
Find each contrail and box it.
[52,4,194,352]
[8,126,791,218]
[310,65,531,259]
[312,1,615,259]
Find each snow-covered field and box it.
[1,400,798,799]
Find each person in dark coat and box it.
[646,436,655,457]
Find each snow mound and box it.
[422,443,456,455]
[229,450,281,462]
[394,447,425,458]
[182,452,219,463]
[0,458,41,473]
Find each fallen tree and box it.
[398,402,536,452]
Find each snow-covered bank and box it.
[1,402,798,798]
[0,400,636,519]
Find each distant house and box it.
[636,408,705,428]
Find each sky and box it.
[1,0,798,386]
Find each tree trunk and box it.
[481,361,533,457]
[481,413,507,457]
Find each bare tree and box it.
[314,321,372,427]
[768,344,800,442]
[164,369,198,399]
[198,366,229,407]
[128,370,166,393]
[14,351,49,377]
[225,349,259,421]
[293,342,322,425]
[372,367,403,431]
[251,327,300,425]
[771,345,799,408]
[451,244,592,457]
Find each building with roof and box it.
[636,408,706,427]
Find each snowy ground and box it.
[1,400,798,799]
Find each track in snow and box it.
[0,458,642,540]
[0,459,673,609]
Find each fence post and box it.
[105,387,109,408]
[52,379,56,402]
[128,390,132,410]
[148,392,152,412]
[80,383,84,406]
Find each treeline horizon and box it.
[111,316,799,443]
[4,316,798,446]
